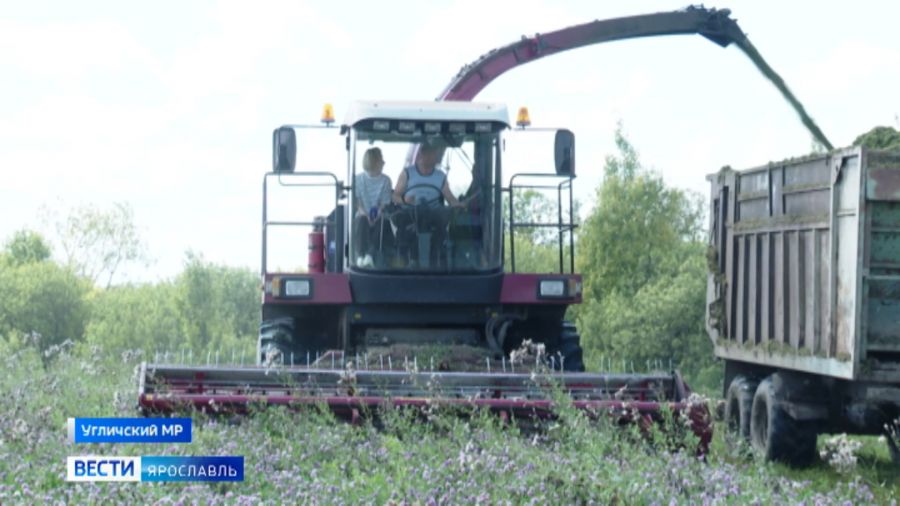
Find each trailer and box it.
[707,146,900,465]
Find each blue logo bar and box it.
[66,456,244,482]
[68,418,192,443]
[141,456,244,482]
[67,456,141,482]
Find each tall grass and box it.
[0,339,895,504]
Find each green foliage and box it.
[0,261,91,351]
[174,251,259,353]
[853,126,900,151]
[578,126,704,302]
[504,189,577,273]
[46,201,146,287]
[579,245,719,391]
[0,221,257,360]
[508,189,559,245]
[84,281,182,355]
[85,251,258,357]
[0,344,894,503]
[575,125,718,392]
[2,229,52,266]
[505,233,559,274]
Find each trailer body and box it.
[708,147,900,381]
[708,147,900,462]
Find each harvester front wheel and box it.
[724,375,757,443]
[549,321,585,372]
[258,318,295,366]
[749,375,817,466]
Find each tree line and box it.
[505,126,719,391]
[4,126,896,391]
[0,226,257,361]
[0,127,725,393]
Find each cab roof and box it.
[343,100,510,128]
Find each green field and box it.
[1,343,896,505]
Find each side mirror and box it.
[554,129,575,176]
[272,127,296,172]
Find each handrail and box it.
[507,172,576,273]
[262,171,343,275]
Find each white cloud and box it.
[794,39,900,96]
[0,18,159,81]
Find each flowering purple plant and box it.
[0,342,894,504]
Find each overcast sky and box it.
[2,0,898,282]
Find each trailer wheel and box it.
[724,375,756,442]
[750,376,817,466]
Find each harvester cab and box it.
[258,100,584,369]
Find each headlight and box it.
[284,279,311,297]
[539,279,566,297]
[569,279,582,297]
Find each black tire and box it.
[750,375,817,466]
[887,429,900,465]
[884,416,900,465]
[549,321,585,372]
[725,375,757,442]
[258,317,294,366]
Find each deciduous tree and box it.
[47,202,147,287]
[0,261,91,351]
[575,125,718,392]
[2,229,52,266]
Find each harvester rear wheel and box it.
[724,375,756,443]
[750,376,817,466]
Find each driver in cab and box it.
[390,139,465,267]
[392,139,464,208]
